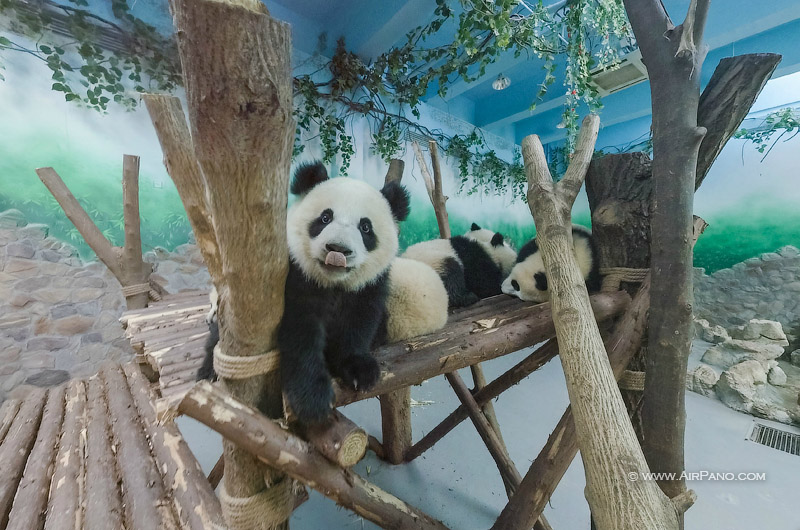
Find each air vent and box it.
[405,130,433,146]
[588,49,648,97]
[748,422,800,456]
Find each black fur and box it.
[278,261,387,424]
[516,238,539,263]
[439,257,480,308]
[291,162,329,195]
[450,236,504,299]
[470,222,481,231]
[308,208,333,238]
[534,271,548,292]
[490,232,504,247]
[197,319,219,381]
[359,218,377,251]
[380,182,411,222]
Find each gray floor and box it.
[178,344,800,530]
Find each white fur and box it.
[385,258,448,342]
[401,238,460,274]
[502,226,594,303]
[463,227,517,277]
[206,286,218,324]
[287,178,399,291]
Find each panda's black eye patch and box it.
[534,272,548,292]
[308,208,334,238]
[359,217,377,251]
[511,279,520,291]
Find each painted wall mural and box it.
[1,17,798,273]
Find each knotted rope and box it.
[600,267,649,292]
[618,369,646,391]
[213,344,280,379]
[218,476,293,529]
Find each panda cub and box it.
[402,225,516,308]
[501,224,601,303]
[199,162,411,425]
[463,223,517,277]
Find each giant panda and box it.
[384,257,449,341]
[198,161,412,424]
[501,224,601,303]
[402,227,515,308]
[463,222,517,277]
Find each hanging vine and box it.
[0,0,632,201]
[734,106,800,162]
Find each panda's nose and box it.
[326,243,352,256]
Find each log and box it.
[208,455,225,490]
[123,363,226,529]
[334,291,629,406]
[7,386,67,530]
[44,381,84,530]
[468,363,511,493]
[384,158,405,185]
[101,364,179,528]
[35,167,122,278]
[696,54,781,189]
[411,141,450,238]
[522,114,682,529]
[0,388,47,528]
[121,154,151,309]
[379,387,412,464]
[492,275,651,529]
[83,376,125,530]
[165,0,294,520]
[301,409,367,468]
[142,94,222,281]
[177,382,450,530]
[405,339,559,462]
[445,372,521,491]
[0,398,21,444]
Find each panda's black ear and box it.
[290,162,328,195]
[471,222,481,231]
[491,232,504,247]
[380,182,410,222]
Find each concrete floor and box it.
[178,343,800,530]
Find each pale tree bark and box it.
[36,155,153,309]
[155,0,295,526]
[621,0,711,507]
[522,114,690,530]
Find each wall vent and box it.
[588,49,648,97]
[405,130,434,146]
[748,422,800,456]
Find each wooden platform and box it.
[120,289,211,400]
[0,362,224,529]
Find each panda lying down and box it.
[199,162,448,425]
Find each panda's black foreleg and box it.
[196,320,219,381]
[278,309,335,425]
[325,288,383,392]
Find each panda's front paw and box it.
[338,355,380,392]
[284,373,334,425]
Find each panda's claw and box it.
[338,355,380,393]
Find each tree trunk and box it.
[160,0,295,527]
[522,114,685,530]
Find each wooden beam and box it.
[121,154,151,309]
[334,291,630,406]
[177,382,451,530]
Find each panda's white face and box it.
[502,252,549,303]
[288,178,401,291]
[501,229,595,303]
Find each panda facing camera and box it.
[199,161,411,425]
[501,224,601,303]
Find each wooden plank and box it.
[0,398,22,444]
[334,292,630,406]
[101,364,179,529]
[123,363,225,529]
[0,389,47,528]
[44,380,85,530]
[84,375,124,530]
[7,385,67,530]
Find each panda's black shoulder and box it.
[449,235,484,258]
[516,238,539,263]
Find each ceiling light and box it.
[492,74,511,91]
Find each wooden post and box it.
[384,158,405,185]
[521,114,686,530]
[35,156,153,310]
[156,0,295,526]
[177,382,451,530]
[379,388,412,464]
[412,141,450,238]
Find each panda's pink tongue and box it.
[325,251,347,268]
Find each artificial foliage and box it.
[1,0,632,201]
[734,106,800,161]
